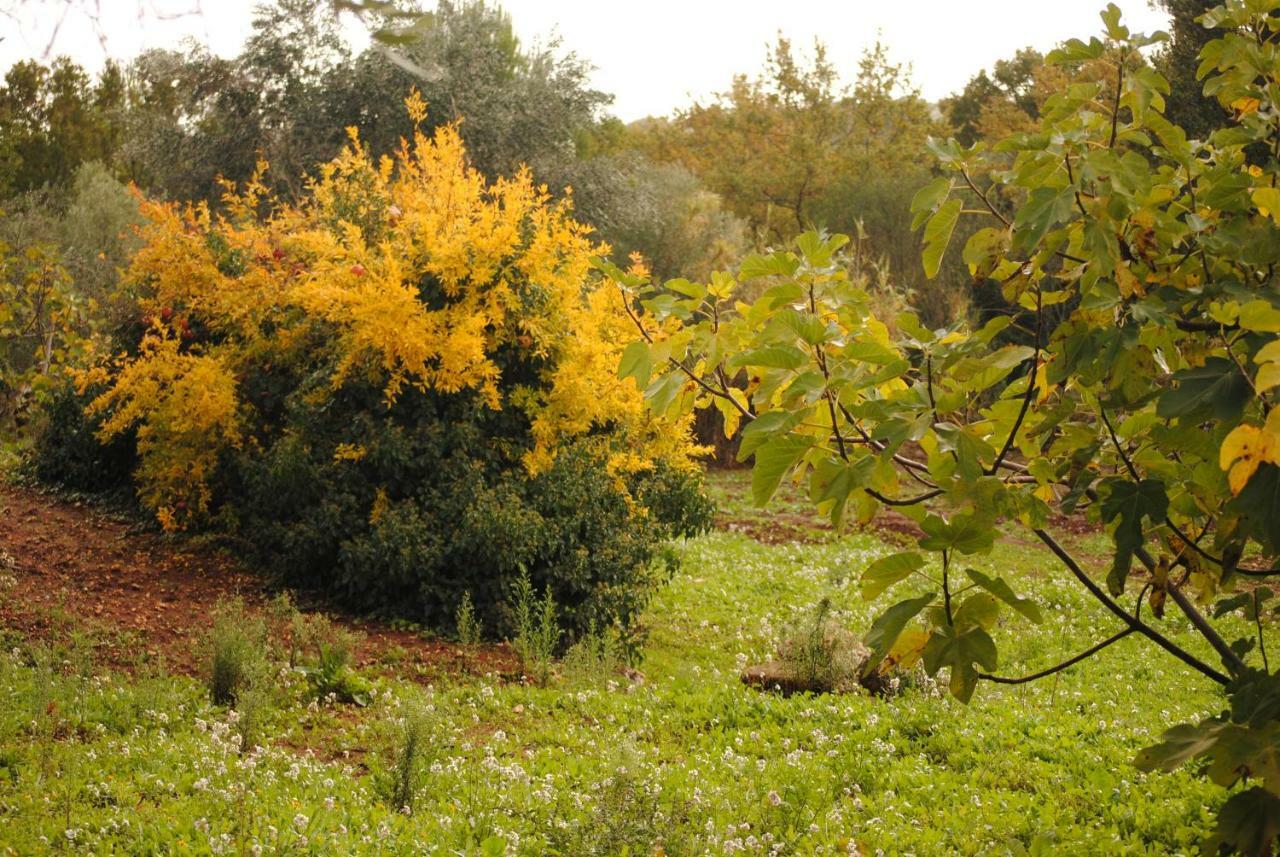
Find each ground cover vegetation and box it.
[0,485,1253,854]
[1,0,1280,852]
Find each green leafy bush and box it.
[32,106,711,652]
[31,380,136,493]
[36,376,708,644]
[263,594,370,704]
[230,393,709,641]
[56,161,144,342]
[302,640,371,707]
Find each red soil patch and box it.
[713,507,924,545]
[713,512,832,545]
[0,484,516,678]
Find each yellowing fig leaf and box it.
[863,594,935,675]
[1255,339,1280,366]
[954,592,1001,632]
[1115,261,1143,298]
[1252,187,1280,224]
[1220,411,1280,495]
[1239,300,1280,333]
[1033,361,1054,405]
[1233,96,1262,117]
[1257,362,1280,394]
[884,628,930,671]
[714,395,741,439]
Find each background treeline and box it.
[0,0,1224,453]
[1,0,1222,362]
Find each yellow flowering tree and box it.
[80,95,709,637]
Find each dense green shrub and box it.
[34,370,709,641]
[228,383,710,640]
[811,167,979,330]
[56,161,144,339]
[31,380,136,493]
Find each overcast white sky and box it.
[1,0,1171,120]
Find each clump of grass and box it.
[206,597,268,708]
[378,644,409,665]
[265,593,370,704]
[562,619,621,685]
[777,598,865,693]
[386,698,437,814]
[455,591,481,647]
[231,657,276,751]
[24,643,65,742]
[510,568,560,686]
[205,598,276,748]
[297,613,369,705]
[267,591,309,668]
[548,743,675,855]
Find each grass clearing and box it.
[0,488,1257,854]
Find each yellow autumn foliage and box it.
[85,99,699,529]
[84,329,241,526]
[1220,407,1280,495]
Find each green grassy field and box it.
[0,476,1254,855]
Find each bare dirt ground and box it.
[0,477,1109,680]
[713,507,926,545]
[0,483,517,678]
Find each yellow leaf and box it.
[405,89,428,124]
[1150,557,1171,619]
[1220,411,1280,494]
[1253,187,1280,224]
[333,443,367,462]
[864,315,892,347]
[877,377,909,397]
[1220,424,1263,494]
[1256,339,1280,366]
[884,628,930,671]
[1233,96,1261,117]
[1114,261,1143,298]
[1258,362,1280,394]
[1033,361,1054,405]
[1148,585,1167,619]
[715,394,741,439]
[1239,299,1280,333]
